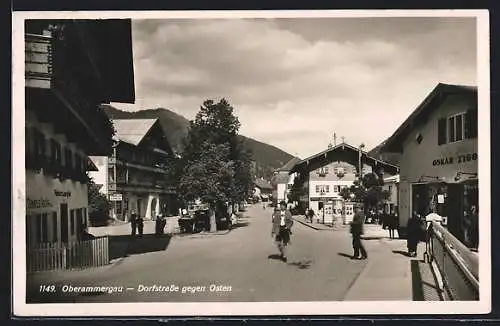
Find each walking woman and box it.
[271,200,294,262]
[350,206,367,260]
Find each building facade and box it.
[290,143,399,224]
[382,174,400,214]
[253,178,273,202]
[271,157,301,205]
[381,83,478,247]
[89,118,178,221]
[25,20,135,245]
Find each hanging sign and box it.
[109,193,123,201]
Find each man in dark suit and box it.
[350,205,368,260]
[271,200,294,262]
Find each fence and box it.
[27,236,109,272]
[427,221,479,300]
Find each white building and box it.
[24,20,135,245]
[381,83,478,247]
[289,143,399,224]
[271,157,301,204]
[382,174,400,214]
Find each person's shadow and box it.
[267,254,282,260]
[337,253,353,259]
[392,250,412,257]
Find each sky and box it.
[110,16,477,159]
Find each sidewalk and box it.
[343,225,442,301]
[292,215,349,231]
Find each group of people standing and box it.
[126,210,168,237]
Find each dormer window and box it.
[318,167,328,176]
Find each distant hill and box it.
[102,105,295,179]
[367,140,401,168]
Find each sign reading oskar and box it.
[432,152,478,166]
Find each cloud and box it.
[112,17,477,159]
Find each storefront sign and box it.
[432,152,477,166]
[109,193,123,201]
[54,190,71,197]
[27,198,52,209]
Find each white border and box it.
[12,9,491,317]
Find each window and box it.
[83,208,87,228]
[316,185,320,193]
[36,213,48,243]
[52,212,58,242]
[388,185,392,192]
[325,185,330,193]
[70,209,75,235]
[438,109,477,145]
[50,139,62,165]
[334,185,340,193]
[64,148,73,169]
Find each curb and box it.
[292,217,344,231]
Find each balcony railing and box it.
[25,33,53,89]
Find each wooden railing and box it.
[427,221,479,300]
[27,236,109,272]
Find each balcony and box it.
[25,31,115,156]
[25,33,52,89]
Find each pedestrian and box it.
[271,200,294,262]
[137,215,144,237]
[130,210,138,236]
[350,205,368,260]
[155,212,166,236]
[308,208,315,223]
[388,208,399,239]
[407,211,422,257]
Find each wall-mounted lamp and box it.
[454,172,478,182]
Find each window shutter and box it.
[465,108,478,139]
[437,118,446,145]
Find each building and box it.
[271,157,301,205]
[253,178,273,202]
[25,20,135,245]
[289,142,399,224]
[89,118,178,220]
[382,174,400,214]
[381,83,478,247]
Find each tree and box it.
[177,99,252,232]
[339,173,390,212]
[87,177,112,226]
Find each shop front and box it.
[26,171,88,246]
[410,176,478,249]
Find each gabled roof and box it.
[112,119,158,146]
[381,83,477,153]
[254,178,273,190]
[290,142,399,174]
[275,157,301,172]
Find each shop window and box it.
[70,209,75,235]
[51,212,58,242]
[36,213,49,243]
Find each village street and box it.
[27,204,432,303]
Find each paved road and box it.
[27,205,372,303]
